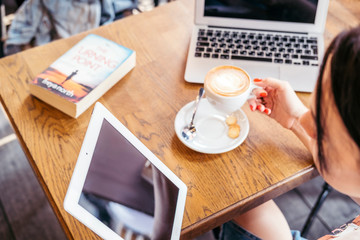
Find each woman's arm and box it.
[290,116,312,152]
[248,77,312,151]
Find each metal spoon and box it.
[182,87,205,141]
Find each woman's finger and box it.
[256,104,265,112]
[248,97,257,111]
[253,77,287,89]
[264,108,271,115]
[252,87,268,98]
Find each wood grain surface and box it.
[0,0,358,239]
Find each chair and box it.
[301,182,333,237]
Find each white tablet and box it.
[64,102,187,240]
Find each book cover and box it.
[30,34,136,118]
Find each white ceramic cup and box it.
[204,65,257,114]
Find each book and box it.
[30,34,136,118]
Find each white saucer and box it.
[174,98,249,154]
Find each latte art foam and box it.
[205,66,250,97]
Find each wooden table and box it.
[0,0,358,239]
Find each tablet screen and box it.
[79,119,179,239]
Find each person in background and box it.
[220,25,360,240]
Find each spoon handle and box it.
[190,87,205,125]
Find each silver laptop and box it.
[184,0,329,92]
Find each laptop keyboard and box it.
[195,28,319,66]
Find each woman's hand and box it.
[248,78,308,130]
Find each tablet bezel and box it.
[64,102,187,240]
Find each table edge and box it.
[181,165,318,239]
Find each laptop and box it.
[184,0,329,92]
[64,102,187,240]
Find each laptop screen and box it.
[204,0,319,24]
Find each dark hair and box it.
[315,26,360,172]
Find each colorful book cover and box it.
[32,34,134,103]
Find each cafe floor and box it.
[1,103,359,240]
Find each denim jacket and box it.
[4,0,135,55]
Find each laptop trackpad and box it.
[233,63,280,80]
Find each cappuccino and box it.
[204,66,250,97]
